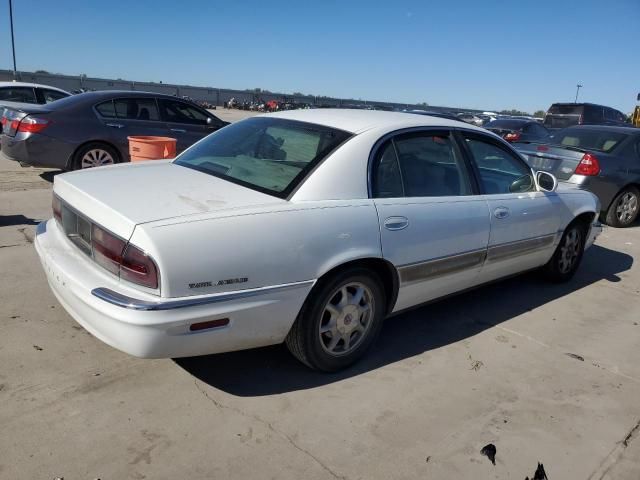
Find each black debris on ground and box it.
[565,353,584,361]
[480,444,496,465]
[525,462,548,480]
[33,345,43,351]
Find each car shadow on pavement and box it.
[175,244,633,396]
[0,214,40,227]
[39,171,62,183]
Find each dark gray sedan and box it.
[0,91,227,170]
[515,125,640,227]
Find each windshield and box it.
[174,117,351,197]
[548,127,628,153]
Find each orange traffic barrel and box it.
[128,136,177,162]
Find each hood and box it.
[54,161,284,239]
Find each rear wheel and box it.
[72,142,120,170]
[605,186,639,228]
[285,268,385,372]
[542,221,586,282]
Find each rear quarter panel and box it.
[130,200,382,298]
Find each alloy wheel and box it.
[81,149,115,169]
[616,192,638,224]
[318,282,375,357]
[558,228,581,274]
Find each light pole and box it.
[575,84,583,103]
[9,0,17,79]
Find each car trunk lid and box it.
[53,161,285,239]
[514,143,589,180]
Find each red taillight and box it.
[52,195,62,223]
[537,145,549,152]
[120,244,159,289]
[575,153,600,176]
[91,225,126,275]
[504,131,521,142]
[17,116,50,133]
[190,318,230,332]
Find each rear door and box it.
[459,131,563,282]
[95,97,170,159]
[158,98,224,152]
[372,129,491,311]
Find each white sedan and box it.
[35,109,602,371]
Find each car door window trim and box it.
[368,126,479,198]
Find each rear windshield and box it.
[174,117,351,197]
[547,127,628,153]
[485,120,527,129]
[547,104,584,115]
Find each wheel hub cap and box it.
[81,149,115,169]
[319,282,374,356]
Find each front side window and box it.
[465,137,534,194]
[174,117,350,197]
[159,99,211,125]
[114,98,160,121]
[41,89,69,103]
[0,87,37,104]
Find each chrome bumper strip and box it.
[92,280,315,311]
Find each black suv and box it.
[544,103,627,130]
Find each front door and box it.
[459,132,563,282]
[371,130,491,312]
[158,99,222,153]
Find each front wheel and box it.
[605,186,639,228]
[542,222,586,283]
[285,268,385,372]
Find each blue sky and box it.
[0,0,638,113]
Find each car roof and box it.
[549,102,621,110]
[263,108,480,134]
[0,81,70,94]
[559,124,639,134]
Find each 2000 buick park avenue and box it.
[35,109,602,371]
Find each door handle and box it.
[383,216,409,231]
[170,128,187,133]
[106,123,124,129]
[493,207,510,219]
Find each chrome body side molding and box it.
[92,280,315,311]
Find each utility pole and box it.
[575,84,583,103]
[9,0,17,79]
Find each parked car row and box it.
[1,90,227,170]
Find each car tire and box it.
[285,268,386,372]
[605,186,640,228]
[72,142,120,171]
[542,221,587,283]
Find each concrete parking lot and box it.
[1,125,639,479]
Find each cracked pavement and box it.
[1,130,640,479]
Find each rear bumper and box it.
[34,219,314,358]
[0,133,73,169]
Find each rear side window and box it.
[95,100,116,118]
[114,98,160,121]
[583,105,603,123]
[548,128,628,153]
[0,87,37,104]
[373,132,472,197]
[41,89,69,103]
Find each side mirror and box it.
[536,170,558,192]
